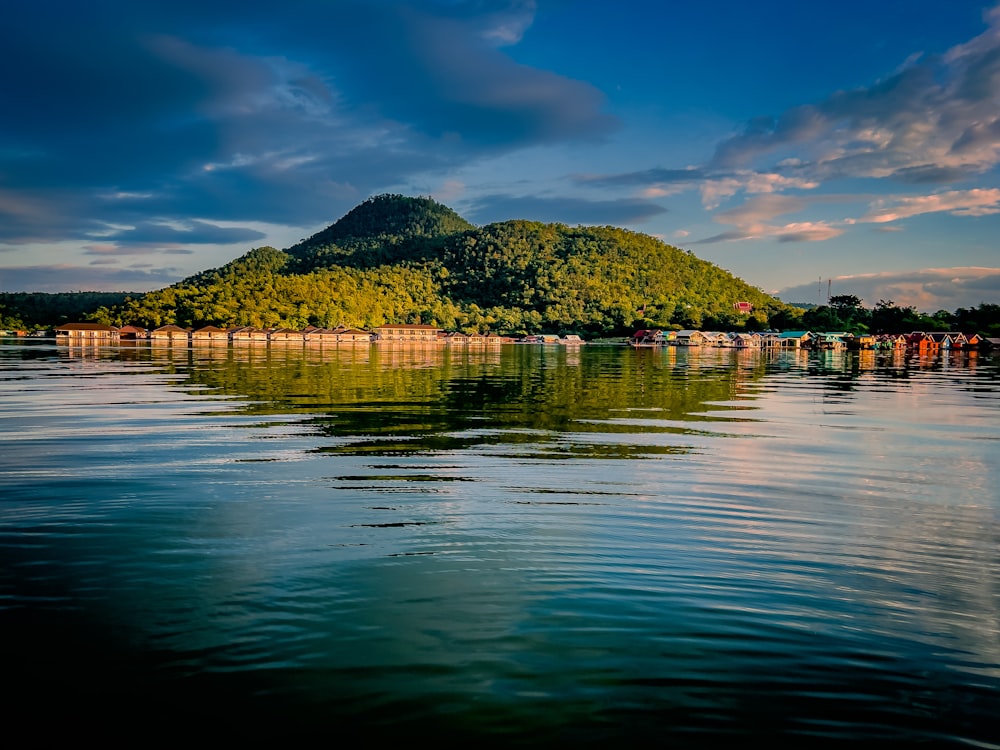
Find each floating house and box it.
[55,323,120,342]
[729,332,761,349]
[327,326,373,344]
[520,334,562,344]
[845,334,875,351]
[303,327,340,344]
[630,329,667,346]
[777,331,812,349]
[813,332,849,351]
[874,334,906,350]
[268,327,305,344]
[118,325,148,340]
[191,325,230,343]
[905,332,938,353]
[230,327,270,343]
[150,325,190,344]
[373,324,441,343]
[674,330,707,346]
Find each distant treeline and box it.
[1,292,133,330]
[792,295,1000,337]
[8,289,996,340]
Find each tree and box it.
[826,294,869,332]
[768,307,804,331]
[829,294,863,311]
[802,306,846,331]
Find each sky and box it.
[2,0,999,312]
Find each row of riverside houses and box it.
[631,329,822,349]
[629,329,997,351]
[54,322,513,345]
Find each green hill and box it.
[99,194,795,335]
[287,194,475,271]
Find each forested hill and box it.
[98,194,795,336]
[286,194,475,270]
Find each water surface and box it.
[2,342,998,746]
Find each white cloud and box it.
[713,194,807,226]
[861,188,1000,223]
[704,5,1000,193]
[700,171,819,209]
[479,0,537,45]
[700,184,1000,245]
[582,7,1000,251]
[696,220,843,245]
[640,186,680,198]
[699,193,842,243]
[772,222,844,242]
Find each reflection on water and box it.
[1,341,998,747]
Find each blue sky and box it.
[2,0,999,311]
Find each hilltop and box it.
[92,194,796,336]
[287,194,475,270]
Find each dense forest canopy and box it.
[285,194,476,272]
[85,195,791,335]
[292,193,474,254]
[2,195,997,336]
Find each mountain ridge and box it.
[98,194,797,335]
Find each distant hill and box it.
[96,194,798,336]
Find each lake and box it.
[1,340,998,747]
